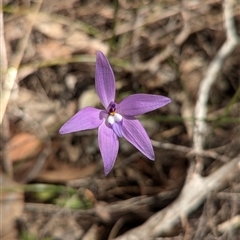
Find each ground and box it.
[1,0,240,239]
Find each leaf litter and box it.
[1,0,240,239]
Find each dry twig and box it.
[193,0,239,154]
[151,140,230,162]
[25,190,178,218]
[217,214,240,234]
[0,2,7,79]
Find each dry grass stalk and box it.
[0,0,43,124]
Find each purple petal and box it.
[98,122,119,175]
[111,122,123,138]
[59,107,103,134]
[118,94,171,116]
[95,51,116,109]
[122,117,154,160]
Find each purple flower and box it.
[59,51,171,175]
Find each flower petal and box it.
[95,51,116,109]
[98,122,119,175]
[122,117,154,160]
[118,94,171,116]
[111,122,123,138]
[59,107,103,134]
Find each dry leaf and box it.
[36,164,96,182]
[33,15,66,39]
[7,133,43,162]
[37,40,72,59]
[65,32,109,54]
[33,14,109,54]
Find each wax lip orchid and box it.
[59,51,171,175]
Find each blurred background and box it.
[1,0,240,239]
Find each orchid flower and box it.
[59,51,171,175]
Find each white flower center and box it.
[107,113,123,125]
